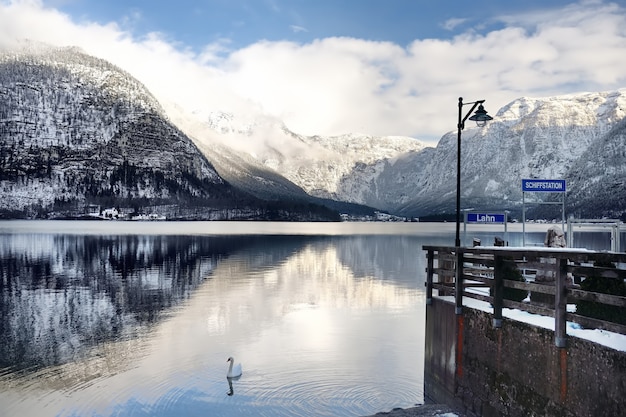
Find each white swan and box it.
[226,357,242,378]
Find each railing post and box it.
[426,249,434,305]
[493,255,504,328]
[555,257,568,347]
[455,248,463,315]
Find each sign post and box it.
[522,179,567,246]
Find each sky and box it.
[1,0,626,144]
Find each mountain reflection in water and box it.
[0,233,310,370]
[0,222,442,417]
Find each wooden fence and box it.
[423,246,626,347]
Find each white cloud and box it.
[1,0,625,146]
[441,17,467,31]
[289,25,307,33]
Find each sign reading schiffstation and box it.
[521,178,567,246]
[522,179,567,193]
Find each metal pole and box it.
[522,191,526,246]
[504,212,508,246]
[456,97,463,248]
[463,211,467,247]
[455,97,485,248]
[562,192,566,234]
[455,248,463,314]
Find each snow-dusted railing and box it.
[423,246,626,347]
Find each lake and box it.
[0,220,613,417]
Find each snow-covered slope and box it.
[395,90,626,218]
[566,116,626,217]
[276,133,427,202]
[163,105,378,216]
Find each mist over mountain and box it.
[1,43,624,221]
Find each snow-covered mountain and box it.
[0,43,341,220]
[193,110,427,207]
[0,44,219,210]
[395,90,626,219]
[162,104,378,216]
[192,89,626,219]
[1,43,625,220]
[164,104,428,213]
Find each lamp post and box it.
[455,97,493,247]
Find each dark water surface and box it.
[0,221,589,416]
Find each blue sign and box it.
[522,179,566,193]
[467,213,506,223]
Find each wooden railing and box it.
[423,246,626,347]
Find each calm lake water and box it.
[0,221,616,417]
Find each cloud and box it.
[1,0,625,146]
[289,25,307,33]
[441,17,467,31]
[119,8,143,32]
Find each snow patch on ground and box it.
[438,296,626,352]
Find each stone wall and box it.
[424,297,626,416]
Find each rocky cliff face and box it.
[0,45,225,215]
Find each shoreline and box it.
[363,404,463,417]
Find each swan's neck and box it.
[228,361,234,374]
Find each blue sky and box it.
[49,1,576,50]
[1,0,626,144]
[49,0,581,53]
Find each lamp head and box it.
[468,104,493,127]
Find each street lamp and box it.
[455,97,493,247]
